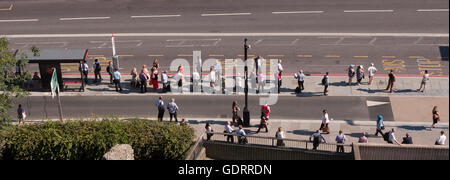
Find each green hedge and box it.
[0,120,194,160]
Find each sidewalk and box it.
[187,118,449,147]
[29,74,449,97]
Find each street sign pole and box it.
[112,33,119,70]
[243,38,250,127]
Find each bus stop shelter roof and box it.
[16,49,89,63]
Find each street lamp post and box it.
[243,38,250,127]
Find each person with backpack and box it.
[155,96,165,121]
[386,70,396,93]
[347,65,355,86]
[93,59,102,83]
[310,130,326,150]
[335,130,347,152]
[139,70,149,93]
[375,114,385,136]
[294,70,305,94]
[322,72,329,96]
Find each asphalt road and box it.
[11,95,394,122]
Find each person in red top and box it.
[261,104,271,120]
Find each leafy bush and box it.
[0,120,194,160]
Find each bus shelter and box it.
[16,49,89,92]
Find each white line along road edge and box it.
[272,11,324,14]
[131,15,181,18]
[344,10,394,13]
[0,19,39,23]
[201,13,252,16]
[417,9,449,12]
[2,33,449,38]
[59,17,111,21]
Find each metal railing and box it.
[204,132,353,154]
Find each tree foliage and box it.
[0,37,32,125]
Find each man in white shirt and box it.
[225,121,234,143]
[276,127,286,147]
[367,63,377,85]
[320,109,330,133]
[161,70,168,93]
[294,70,305,93]
[80,60,89,84]
[192,69,201,92]
[388,128,401,145]
[436,131,447,145]
[209,67,216,94]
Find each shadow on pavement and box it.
[294,92,323,97]
[288,129,315,136]
[397,125,428,131]
[329,81,348,87]
[356,88,385,94]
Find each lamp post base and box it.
[243,108,250,127]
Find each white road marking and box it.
[59,17,110,21]
[2,33,449,38]
[366,100,390,107]
[272,11,324,14]
[201,13,252,16]
[0,19,39,23]
[417,9,449,12]
[131,15,181,18]
[344,10,394,13]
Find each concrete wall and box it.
[354,143,449,160]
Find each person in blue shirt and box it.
[113,68,123,92]
[375,114,384,136]
[93,59,102,83]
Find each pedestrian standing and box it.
[335,130,347,153]
[176,66,184,93]
[320,109,330,134]
[322,72,329,96]
[232,101,240,124]
[209,67,216,94]
[418,70,430,92]
[80,60,89,84]
[214,59,222,87]
[276,71,282,94]
[17,104,25,126]
[106,61,114,84]
[358,133,368,143]
[156,96,165,121]
[151,67,159,90]
[254,56,262,75]
[356,65,364,86]
[256,116,269,133]
[112,68,123,92]
[367,63,377,85]
[388,128,401,145]
[310,130,326,150]
[386,70,396,93]
[278,59,284,78]
[236,125,247,144]
[375,114,385,136]
[167,98,179,122]
[430,106,440,131]
[225,121,234,143]
[205,122,214,141]
[93,59,102,83]
[131,67,138,88]
[347,65,355,85]
[152,59,160,70]
[257,72,265,94]
[192,69,201,92]
[435,131,447,145]
[139,70,149,93]
[161,70,168,93]
[294,70,305,94]
[276,127,286,147]
[402,133,413,144]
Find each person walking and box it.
[232,101,240,124]
[310,130,326,150]
[356,65,364,86]
[106,61,114,84]
[430,106,440,131]
[375,114,385,136]
[386,70,396,93]
[322,72,329,96]
[161,70,168,93]
[93,59,102,83]
[335,130,347,152]
[256,116,269,134]
[367,63,377,85]
[320,109,330,134]
[347,65,355,85]
[225,121,234,143]
[80,60,89,84]
[418,70,430,92]
[254,56,262,75]
[167,98,179,122]
[402,133,413,144]
[205,122,214,141]
[139,70,149,93]
[387,128,401,145]
[435,131,447,145]
[131,67,138,88]
[358,133,368,143]
[236,125,247,144]
[261,104,271,121]
[275,127,286,147]
[156,96,165,121]
[209,67,216,94]
[17,104,25,126]
[294,70,305,94]
[112,68,123,92]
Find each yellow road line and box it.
[0,4,13,11]
[297,55,312,58]
[88,54,105,57]
[178,54,193,57]
[418,68,442,71]
[237,54,255,57]
[353,56,368,58]
[267,55,285,57]
[325,55,340,58]
[209,54,225,57]
[118,54,134,57]
[148,54,164,57]
[381,56,396,58]
[409,56,424,59]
